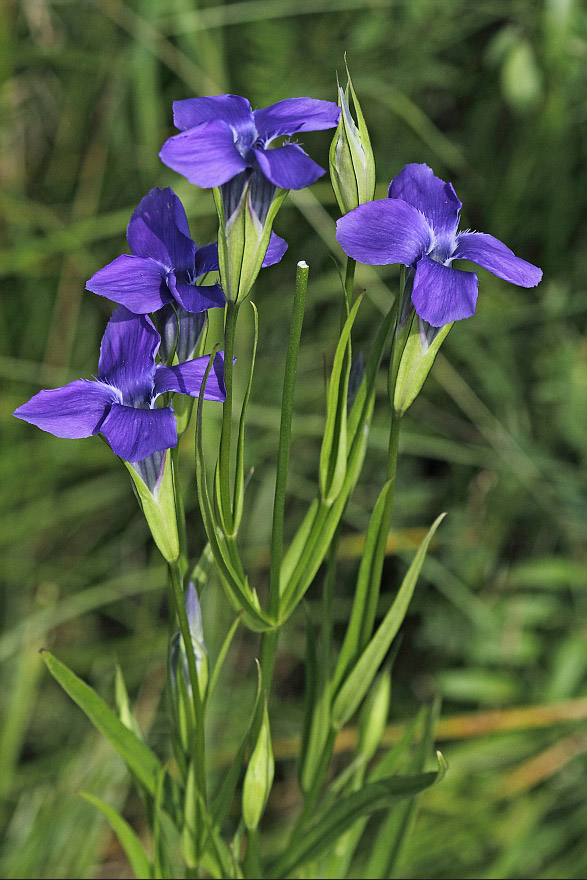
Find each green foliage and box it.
[2,0,587,878]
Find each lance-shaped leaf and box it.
[333,478,395,692]
[211,660,262,829]
[80,792,153,880]
[270,756,447,878]
[365,701,441,878]
[280,304,397,620]
[332,513,446,728]
[41,651,176,812]
[319,295,363,504]
[233,302,258,533]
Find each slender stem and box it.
[341,257,356,329]
[168,560,207,805]
[259,263,309,726]
[171,444,188,576]
[359,398,403,650]
[218,300,239,532]
[268,261,309,618]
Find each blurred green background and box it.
[2,0,587,877]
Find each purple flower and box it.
[336,163,543,327]
[86,187,226,317]
[13,306,227,462]
[159,94,340,192]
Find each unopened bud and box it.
[330,63,376,215]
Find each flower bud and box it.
[242,698,274,830]
[169,582,209,702]
[330,64,376,215]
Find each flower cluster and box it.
[14,88,542,472]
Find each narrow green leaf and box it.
[194,353,274,632]
[153,769,174,880]
[205,614,241,710]
[365,705,443,879]
[333,479,394,692]
[299,622,331,794]
[232,301,258,533]
[271,762,446,878]
[114,662,143,741]
[80,792,153,880]
[279,302,397,618]
[211,661,262,829]
[280,498,320,593]
[41,651,164,799]
[332,513,446,727]
[319,295,363,503]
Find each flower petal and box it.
[13,379,116,439]
[98,306,160,404]
[194,242,219,276]
[154,352,227,402]
[159,120,250,188]
[253,144,325,190]
[389,163,461,236]
[86,255,172,314]
[172,280,226,313]
[254,98,340,142]
[127,187,196,277]
[411,255,478,326]
[454,232,543,287]
[172,95,253,131]
[101,403,177,462]
[336,199,432,266]
[262,232,288,268]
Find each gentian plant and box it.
[14,69,542,879]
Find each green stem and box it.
[218,300,239,533]
[168,560,207,805]
[171,444,188,576]
[268,261,309,620]
[258,263,308,731]
[342,257,356,328]
[359,392,402,650]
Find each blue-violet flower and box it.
[336,163,543,326]
[159,95,340,193]
[13,306,226,462]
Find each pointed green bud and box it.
[242,698,274,830]
[357,668,391,762]
[393,317,453,415]
[125,451,180,562]
[214,176,287,304]
[330,62,376,215]
[169,582,209,702]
